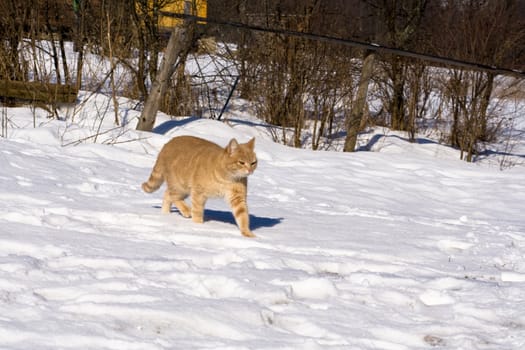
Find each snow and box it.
[1,99,524,350]
[1,43,525,348]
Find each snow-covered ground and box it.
[0,91,524,350]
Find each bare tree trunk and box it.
[59,34,70,84]
[75,50,84,92]
[29,7,41,82]
[106,8,119,126]
[406,63,426,142]
[344,50,375,152]
[136,19,195,131]
[2,2,28,81]
[478,72,495,141]
[44,0,62,84]
[390,58,406,130]
[74,0,86,92]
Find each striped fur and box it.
[142,136,257,237]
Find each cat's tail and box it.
[142,163,164,193]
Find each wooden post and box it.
[344,50,375,152]
[136,4,195,132]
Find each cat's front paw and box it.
[241,230,256,238]
[191,215,204,224]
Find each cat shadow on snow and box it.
[205,208,283,230]
[154,206,283,230]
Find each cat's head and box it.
[224,138,257,178]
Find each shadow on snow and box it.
[152,117,200,135]
[204,208,283,230]
[153,206,283,231]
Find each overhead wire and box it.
[161,11,525,78]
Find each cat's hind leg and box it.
[174,200,191,218]
[162,190,172,214]
[163,189,191,217]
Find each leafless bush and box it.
[2,0,524,161]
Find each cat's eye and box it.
[251,160,258,166]
[238,161,246,165]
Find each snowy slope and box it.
[1,99,525,350]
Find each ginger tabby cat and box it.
[142,136,258,237]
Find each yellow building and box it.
[152,0,207,29]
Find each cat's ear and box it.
[246,137,255,150]
[226,138,239,155]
